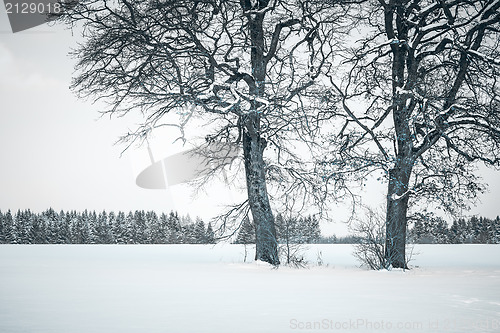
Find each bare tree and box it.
[57,0,345,265]
[324,0,500,268]
[350,205,416,270]
[350,206,387,270]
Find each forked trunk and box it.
[385,164,412,269]
[243,131,280,266]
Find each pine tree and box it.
[47,220,59,244]
[3,210,16,244]
[297,217,307,243]
[432,218,450,244]
[97,210,114,244]
[476,217,492,244]
[134,210,148,244]
[182,214,193,227]
[458,218,470,243]
[30,214,48,244]
[42,209,56,243]
[206,223,216,244]
[274,213,285,243]
[167,211,182,244]
[70,211,84,244]
[103,211,116,244]
[410,219,424,243]
[94,210,106,243]
[14,210,32,244]
[194,219,206,244]
[59,211,73,244]
[125,211,136,244]
[76,210,92,244]
[235,217,256,244]
[493,217,500,244]
[188,223,200,244]
[145,211,159,244]
[113,211,127,244]
[303,215,321,243]
[0,210,4,243]
[87,211,99,244]
[449,219,466,244]
[157,213,170,244]
[275,214,301,244]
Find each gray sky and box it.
[0,10,498,237]
[0,14,177,214]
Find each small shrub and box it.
[351,206,414,270]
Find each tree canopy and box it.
[323,0,500,267]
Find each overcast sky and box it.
[0,10,499,236]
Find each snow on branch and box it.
[467,50,500,66]
[390,189,415,201]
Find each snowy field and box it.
[1,244,499,333]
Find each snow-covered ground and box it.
[1,244,499,332]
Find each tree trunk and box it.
[243,131,280,265]
[384,162,412,269]
[385,9,413,268]
[238,5,279,265]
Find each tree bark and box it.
[243,130,280,265]
[240,5,280,265]
[385,161,412,269]
[384,1,413,269]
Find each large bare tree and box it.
[325,0,500,268]
[58,0,343,265]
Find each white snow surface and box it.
[1,244,499,333]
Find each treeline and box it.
[321,216,500,244]
[235,214,321,244]
[0,209,215,244]
[408,215,500,244]
[2,208,498,245]
[320,215,500,244]
[315,235,364,244]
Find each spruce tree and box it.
[194,219,206,244]
[30,214,48,244]
[476,217,491,244]
[102,211,115,244]
[493,217,500,244]
[143,211,154,244]
[87,211,99,244]
[0,210,4,243]
[206,223,216,244]
[3,210,16,244]
[449,220,465,244]
[60,211,73,244]
[70,211,84,244]
[113,211,127,244]
[167,211,182,244]
[235,217,256,244]
[157,213,170,244]
[15,210,32,244]
[304,215,321,244]
[125,211,136,244]
[133,210,147,244]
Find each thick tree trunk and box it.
[384,8,413,268]
[238,4,280,265]
[243,131,280,265]
[384,162,412,269]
